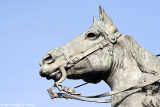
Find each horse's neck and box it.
[104,36,145,107]
[105,36,142,90]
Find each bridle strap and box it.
[48,74,160,103]
[47,92,111,103]
[61,38,111,68]
[54,38,111,85]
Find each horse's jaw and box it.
[66,65,104,84]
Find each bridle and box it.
[47,34,160,103]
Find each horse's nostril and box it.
[43,54,55,64]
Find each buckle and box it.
[99,43,104,49]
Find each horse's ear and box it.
[99,5,113,25]
[93,16,98,23]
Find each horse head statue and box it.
[39,6,160,107]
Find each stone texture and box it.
[39,6,160,107]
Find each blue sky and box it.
[0,0,160,107]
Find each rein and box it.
[47,36,160,103]
[48,76,160,103]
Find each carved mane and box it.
[126,35,160,107]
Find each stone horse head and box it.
[39,6,160,107]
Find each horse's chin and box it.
[46,72,62,81]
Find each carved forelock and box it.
[87,6,123,56]
[98,6,121,44]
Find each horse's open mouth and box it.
[46,70,60,80]
[40,66,71,82]
[39,68,60,81]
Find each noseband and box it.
[47,35,160,103]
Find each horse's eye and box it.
[87,33,98,40]
[43,54,54,64]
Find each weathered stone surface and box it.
[39,6,160,107]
